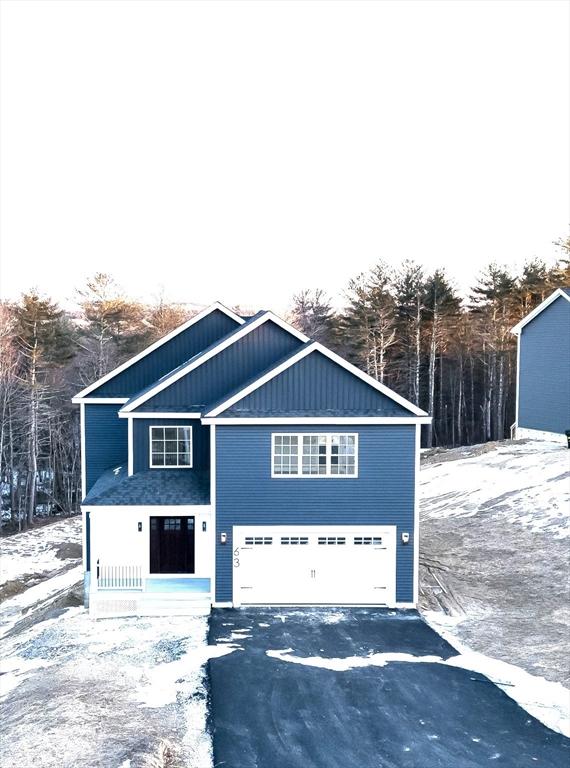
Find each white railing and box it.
[96,563,144,591]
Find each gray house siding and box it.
[86,309,239,398]
[215,424,416,604]
[221,351,413,417]
[84,404,127,493]
[518,296,570,434]
[139,322,303,411]
[132,418,210,473]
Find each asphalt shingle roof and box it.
[83,465,210,506]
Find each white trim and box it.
[119,411,202,419]
[80,402,86,498]
[120,312,309,414]
[73,302,245,399]
[511,288,570,334]
[514,426,568,444]
[210,424,216,604]
[270,432,359,478]
[203,417,432,425]
[149,424,193,468]
[205,342,428,418]
[83,505,212,512]
[72,397,129,404]
[128,418,134,476]
[413,422,420,607]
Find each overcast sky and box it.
[1,0,568,313]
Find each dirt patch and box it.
[54,543,82,560]
[0,573,46,603]
[1,514,80,538]
[421,439,530,466]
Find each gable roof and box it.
[119,311,309,414]
[73,302,244,401]
[203,341,429,419]
[511,288,570,335]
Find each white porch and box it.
[84,505,214,617]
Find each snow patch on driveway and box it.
[267,626,570,739]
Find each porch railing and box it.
[96,563,144,591]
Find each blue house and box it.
[512,287,570,443]
[73,303,430,616]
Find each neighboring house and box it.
[73,302,430,617]
[511,287,570,443]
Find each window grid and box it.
[150,426,193,469]
[272,434,358,478]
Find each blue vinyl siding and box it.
[222,351,413,416]
[133,418,209,473]
[518,296,570,434]
[140,321,303,411]
[87,309,239,398]
[215,424,416,603]
[84,404,127,493]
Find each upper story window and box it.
[272,433,358,478]
[150,426,192,468]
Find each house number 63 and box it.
[233,547,240,568]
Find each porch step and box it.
[90,592,211,618]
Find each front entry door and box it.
[150,516,195,574]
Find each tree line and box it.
[0,238,568,528]
[291,236,569,449]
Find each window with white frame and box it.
[272,433,357,477]
[150,426,192,468]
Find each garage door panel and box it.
[233,526,396,606]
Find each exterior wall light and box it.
[202,521,207,532]
[220,532,227,545]
[401,532,410,544]
[137,522,142,532]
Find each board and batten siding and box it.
[518,295,570,434]
[139,321,303,411]
[86,309,239,398]
[132,418,209,473]
[215,424,416,604]
[84,404,127,493]
[222,350,412,416]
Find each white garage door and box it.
[232,526,397,606]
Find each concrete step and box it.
[90,592,211,618]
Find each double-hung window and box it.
[150,426,192,468]
[272,433,358,477]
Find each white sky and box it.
[1,0,569,313]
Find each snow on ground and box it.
[421,440,569,538]
[0,593,239,768]
[420,439,570,694]
[0,517,82,589]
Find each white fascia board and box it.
[72,302,244,400]
[202,416,432,425]
[205,341,429,418]
[119,411,202,419]
[511,288,570,335]
[84,504,212,512]
[120,312,310,414]
[72,397,129,405]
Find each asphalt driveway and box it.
[208,608,569,768]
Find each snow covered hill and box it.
[420,439,570,735]
[0,517,82,597]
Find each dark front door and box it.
[150,516,195,574]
